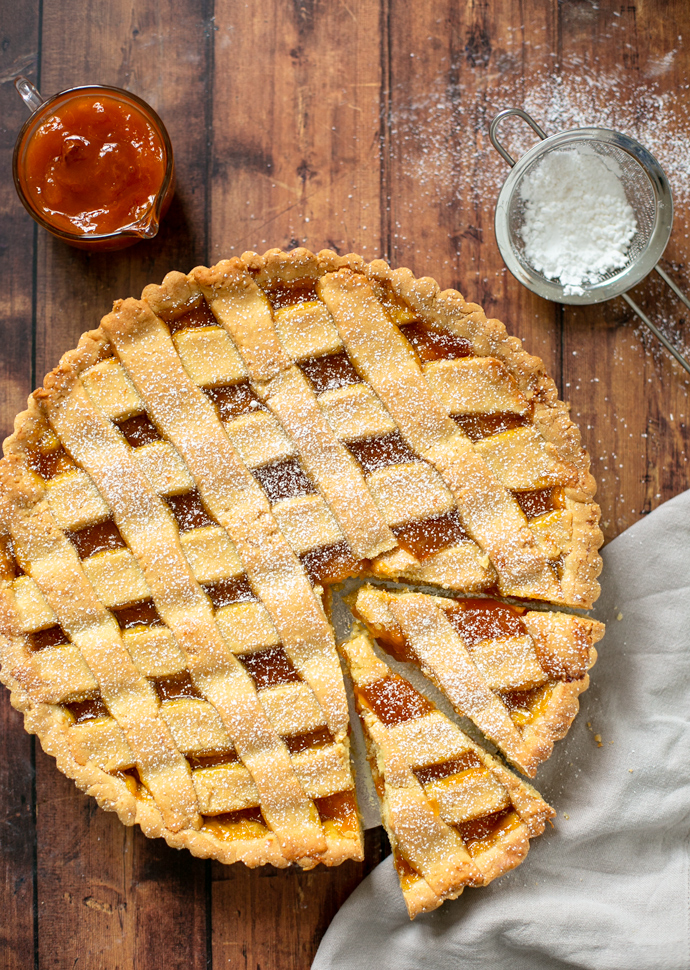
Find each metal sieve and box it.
[490,108,690,376]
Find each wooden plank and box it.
[386,0,562,384]
[209,0,384,260]
[34,0,213,383]
[0,4,40,969]
[557,0,690,541]
[208,2,385,966]
[31,2,211,967]
[212,829,388,970]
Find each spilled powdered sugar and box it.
[517,149,638,296]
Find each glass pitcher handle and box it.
[15,76,44,114]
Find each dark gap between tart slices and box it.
[252,457,316,504]
[154,670,204,702]
[66,695,109,723]
[115,412,162,447]
[356,676,434,728]
[203,382,265,421]
[300,541,361,587]
[165,489,215,531]
[65,517,126,559]
[413,751,484,786]
[444,599,527,647]
[392,508,470,561]
[25,445,76,480]
[112,598,163,630]
[167,298,217,335]
[203,575,258,609]
[264,281,320,310]
[456,807,517,852]
[399,321,473,363]
[299,351,361,395]
[513,487,565,519]
[347,431,418,475]
[238,645,302,691]
[29,625,69,651]
[186,749,239,770]
[315,790,359,835]
[282,726,334,755]
[453,412,530,441]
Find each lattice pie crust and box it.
[0,249,603,887]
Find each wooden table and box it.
[1,1,688,966]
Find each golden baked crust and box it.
[0,248,602,878]
[340,626,555,918]
[350,584,604,777]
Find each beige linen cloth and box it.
[314,491,690,970]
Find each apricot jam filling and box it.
[65,517,126,559]
[153,670,203,702]
[238,645,302,691]
[203,381,266,422]
[111,598,163,630]
[265,282,319,310]
[164,489,215,531]
[29,624,69,651]
[283,727,334,755]
[400,321,473,363]
[357,675,434,728]
[299,351,361,395]
[66,695,109,723]
[167,299,217,335]
[453,412,529,441]
[299,541,361,587]
[201,806,268,841]
[347,431,418,475]
[456,808,520,854]
[392,508,470,561]
[187,750,239,770]
[444,599,527,647]
[252,457,316,504]
[315,790,359,837]
[414,751,484,787]
[513,487,565,519]
[202,575,258,609]
[25,445,76,480]
[115,413,162,447]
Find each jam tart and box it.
[0,247,601,876]
[350,585,605,777]
[340,625,555,918]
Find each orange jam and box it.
[14,86,173,248]
[23,94,165,235]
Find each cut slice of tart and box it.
[340,626,555,918]
[351,585,605,777]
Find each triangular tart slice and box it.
[340,626,555,918]
[351,585,605,776]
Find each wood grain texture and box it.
[0,0,689,967]
[0,3,39,969]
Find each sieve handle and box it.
[622,286,690,378]
[489,109,548,168]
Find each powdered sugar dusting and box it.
[390,67,690,240]
[518,149,638,295]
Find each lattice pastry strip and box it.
[340,627,554,918]
[1,348,363,869]
[184,266,488,585]
[352,585,605,777]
